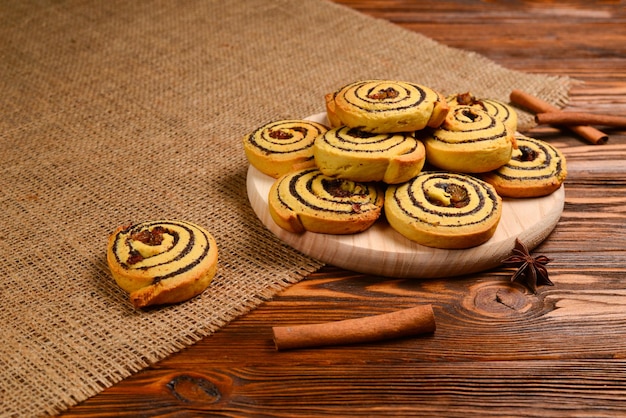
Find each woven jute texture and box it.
[0,0,571,415]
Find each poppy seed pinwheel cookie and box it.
[385,172,502,249]
[268,167,384,235]
[327,80,449,133]
[481,133,567,198]
[243,119,329,178]
[447,92,518,137]
[423,105,515,173]
[107,220,218,308]
[313,126,426,184]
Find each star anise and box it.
[501,238,553,293]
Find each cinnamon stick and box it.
[510,89,608,145]
[535,111,626,128]
[272,305,436,351]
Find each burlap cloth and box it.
[0,0,571,415]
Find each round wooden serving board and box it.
[246,113,565,279]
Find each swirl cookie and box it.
[243,119,329,178]
[107,220,218,308]
[423,105,514,173]
[447,92,518,137]
[385,172,502,249]
[313,126,426,184]
[268,167,384,234]
[481,133,567,198]
[327,80,449,133]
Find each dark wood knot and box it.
[462,281,535,319]
[166,374,221,404]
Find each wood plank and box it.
[69,361,626,416]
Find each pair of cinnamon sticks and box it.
[510,89,626,145]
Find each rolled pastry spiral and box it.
[243,119,329,178]
[385,171,502,249]
[447,92,518,137]
[481,133,567,198]
[423,105,514,173]
[107,220,218,308]
[313,126,426,184]
[268,167,384,234]
[329,80,449,133]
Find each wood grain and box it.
[62,1,626,416]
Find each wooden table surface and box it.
[62,1,626,416]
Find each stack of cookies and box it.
[243,80,567,250]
